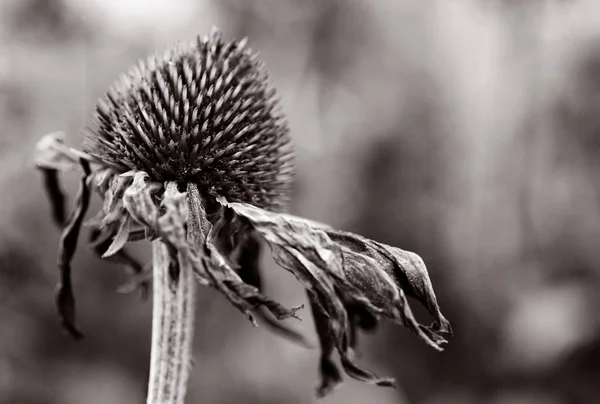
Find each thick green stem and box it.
[147,233,197,403]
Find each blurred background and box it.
[2,0,600,403]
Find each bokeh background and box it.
[2,0,600,403]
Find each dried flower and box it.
[34,29,451,402]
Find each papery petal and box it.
[236,232,313,347]
[122,171,162,229]
[55,159,92,339]
[88,227,149,300]
[41,169,67,227]
[158,183,303,324]
[218,200,451,395]
[35,133,79,228]
[157,185,211,287]
[271,244,393,394]
[86,172,132,229]
[222,201,449,340]
[34,132,81,171]
[102,216,131,258]
[308,293,344,398]
[203,207,304,322]
[328,230,452,340]
[373,242,452,335]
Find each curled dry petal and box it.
[326,231,452,344]
[55,159,93,339]
[34,133,79,228]
[34,132,81,171]
[35,149,93,337]
[122,171,161,229]
[86,178,304,332]
[102,216,131,258]
[236,233,313,347]
[157,182,210,286]
[86,171,132,230]
[88,226,149,299]
[42,169,67,227]
[154,183,303,324]
[218,199,451,394]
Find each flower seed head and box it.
[84,29,293,210]
[35,30,450,401]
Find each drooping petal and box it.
[202,206,304,322]
[122,171,162,229]
[34,132,83,171]
[55,159,92,339]
[346,301,379,350]
[156,183,303,325]
[271,244,394,393]
[41,169,67,227]
[327,230,452,343]
[34,133,79,228]
[157,184,210,287]
[85,171,133,229]
[236,232,313,347]
[309,292,343,398]
[88,227,150,300]
[102,216,131,258]
[217,199,451,394]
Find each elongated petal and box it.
[158,183,303,324]
[272,244,393,393]
[34,132,81,171]
[102,216,131,258]
[122,172,161,228]
[157,184,210,287]
[236,232,313,347]
[309,292,343,397]
[86,172,132,229]
[218,200,451,394]
[41,169,67,227]
[327,231,451,346]
[203,207,304,322]
[35,133,78,228]
[88,227,150,300]
[55,159,92,339]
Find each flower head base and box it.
[34,29,451,401]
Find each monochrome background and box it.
[1,0,600,403]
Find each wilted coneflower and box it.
[34,29,451,403]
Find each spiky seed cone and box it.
[84,30,294,211]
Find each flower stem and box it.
[147,238,197,404]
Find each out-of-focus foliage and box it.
[1,0,600,403]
